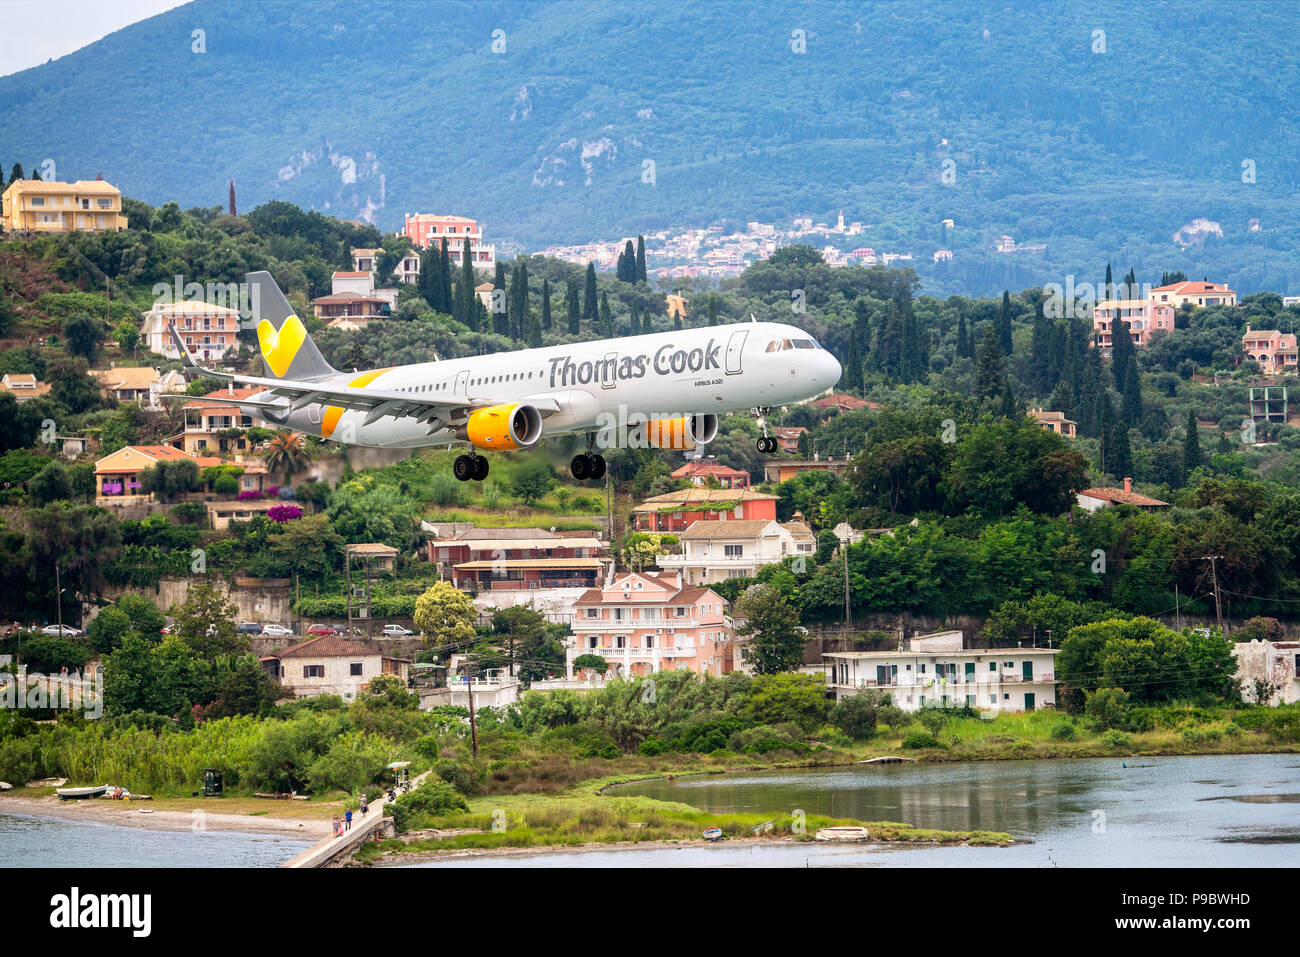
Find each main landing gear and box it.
[570,433,606,481]
[453,452,490,482]
[752,407,778,454]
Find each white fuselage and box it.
[248,321,841,448]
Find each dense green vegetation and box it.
[3,2,1299,297]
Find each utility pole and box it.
[1175,583,1181,632]
[842,541,851,632]
[345,549,352,625]
[54,564,62,635]
[364,557,373,641]
[463,660,478,758]
[1202,556,1224,633]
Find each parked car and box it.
[306,625,338,637]
[382,624,413,636]
[261,624,293,637]
[41,624,82,637]
[236,622,263,635]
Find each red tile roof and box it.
[1079,487,1169,508]
[275,635,376,659]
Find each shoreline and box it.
[368,833,1002,866]
[0,794,332,838]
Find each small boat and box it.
[56,785,107,800]
[856,756,917,765]
[702,827,723,841]
[751,820,774,835]
[815,826,870,842]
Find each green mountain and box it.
[2,0,1298,295]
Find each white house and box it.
[1233,639,1300,705]
[658,519,816,585]
[268,635,410,702]
[823,630,1060,713]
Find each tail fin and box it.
[247,271,338,380]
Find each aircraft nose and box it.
[823,350,842,387]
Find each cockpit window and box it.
[791,338,817,349]
[765,339,796,352]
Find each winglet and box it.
[750,313,757,323]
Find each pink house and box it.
[1242,325,1298,373]
[1093,299,1175,351]
[569,572,735,678]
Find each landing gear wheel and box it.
[589,455,606,480]
[453,455,475,481]
[473,455,489,481]
[757,436,777,454]
[570,454,591,481]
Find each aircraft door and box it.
[726,330,748,375]
[601,352,617,389]
[454,369,469,395]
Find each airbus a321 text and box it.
[169,271,842,481]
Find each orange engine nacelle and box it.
[642,414,719,451]
[463,403,543,450]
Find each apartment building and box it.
[1092,298,1176,349]
[658,517,816,585]
[1,177,127,233]
[140,300,244,361]
[1242,325,1298,374]
[427,526,609,591]
[1149,280,1237,309]
[179,387,264,453]
[402,213,496,267]
[630,487,778,533]
[824,630,1059,712]
[569,571,735,677]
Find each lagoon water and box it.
[412,754,1300,868]
[1,811,313,868]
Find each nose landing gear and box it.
[752,407,777,454]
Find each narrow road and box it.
[280,770,431,868]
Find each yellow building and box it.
[1,178,128,234]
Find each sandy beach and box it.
[0,793,334,838]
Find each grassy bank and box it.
[355,789,1014,863]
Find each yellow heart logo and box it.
[257,314,307,377]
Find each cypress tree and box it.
[583,263,598,319]
[492,263,509,337]
[457,237,476,330]
[629,301,639,336]
[29,164,40,182]
[636,235,647,282]
[956,313,970,359]
[707,294,719,326]
[514,259,530,340]
[1121,354,1142,425]
[600,291,614,338]
[1104,263,1114,300]
[1183,409,1202,477]
[844,329,862,391]
[419,244,443,312]
[541,277,552,332]
[439,239,453,315]
[1111,308,1133,394]
[8,163,22,185]
[998,382,1020,419]
[1112,421,1133,480]
[566,278,581,335]
[974,323,1006,399]
[617,240,636,282]
[1099,395,1116,476]
[997,290,1013,354]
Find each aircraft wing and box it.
[168,323,561,427]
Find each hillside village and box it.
[1,170,1299,819]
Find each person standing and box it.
[345,808,353,831]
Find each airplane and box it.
[170,271,841,482]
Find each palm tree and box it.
[262,429,311,486]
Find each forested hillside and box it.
[2,0,1298,295]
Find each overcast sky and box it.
[0,0,186,77]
